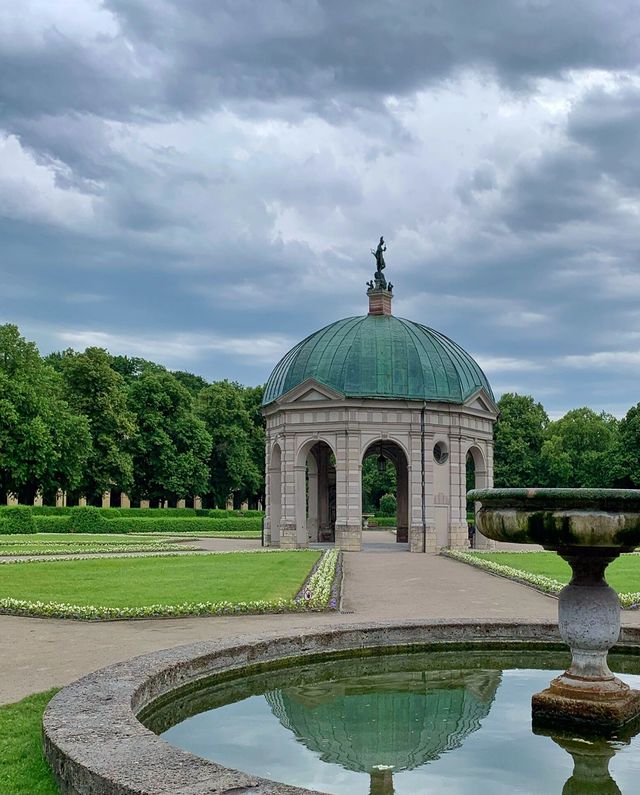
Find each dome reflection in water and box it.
[266,669,500,795]
[147,650,640,794]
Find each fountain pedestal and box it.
[533,548,640,729]
[469,488,640,730]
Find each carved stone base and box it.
[532,675,640,731]
[335,524,362,551]
[279,522,302,549]
[409,525,436,553]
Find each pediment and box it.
[277,378,345,405]
[464,388,498,415]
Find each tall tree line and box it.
[0,325,264,506]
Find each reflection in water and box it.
[537,720,640,795]
[266,669,501,794]
[147,650,640,794]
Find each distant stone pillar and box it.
[307,467,319,542]
[78,496,87,507]
[101,492,111,509]
[55,491,64,508]
[396,459,409,543]
[240,500,249,512]
[226,496,234,511]
[120,493,131,509]
[6,493,19,506]
[34,492,43,507]
[139,499,150,509]
[257,499,263,511]
[194,496,203,510]
[176,499,186,509]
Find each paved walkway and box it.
[2,530,639,705]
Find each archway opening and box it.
[466,446,488,549]
[301,441,336,544]
[362,440,409,543]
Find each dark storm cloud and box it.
[3,1,640,416]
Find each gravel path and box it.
[2,530,639,705]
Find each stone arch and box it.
[295,437,336,544]
[465,443,492,549]
[361,438,410,544]
[269,442,282,546]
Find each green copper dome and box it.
[263,314,494,406]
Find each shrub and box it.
[0,506,36,534]
[68,506,106,534]
[103,517,263,533]
[34,516,72,533]
[368,516,396,527]
[379,493,397,516]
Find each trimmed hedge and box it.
[0,506,36,534]
[23,505,264,519]
[34,516,72,533]
[104,517,263,533]
[368,516,396,527]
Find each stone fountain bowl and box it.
[467,487,640,730]
[467,488,640,550]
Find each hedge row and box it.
[1,506,264,519]
[0,506,262,535]
[368,516,396,527]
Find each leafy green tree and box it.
[540,408,619,488]
[172,370,209,396]
[608,404,640,487]
[198,380,260,506]
[0,325,90,502]
[239,384,266,505]
[361,455,397,513]
[127,371,212,501]
[59,347,136,501]
[493,393,549,487]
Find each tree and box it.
[59,347,136,501]
[197,380,260,506]
[0,325,90,502]
[361,455,397,513]
[493,393,549,487]
[540,408,619,488]
[127,371,212,501]
[611,404,640,487]
[172,370,209,396]
[240,384,266,505]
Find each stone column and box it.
[307,467,319,542]
[240,500,249,512]
[194,496,203,510]
[78,497,87,507]
[34,492,43,507]
[294,463,309,546]
[448,430,468,549]
[101,492,111,509]
[396,456,409,543]
[55,490,64,508]
[335,430,362,551]
[176,498,186,509]
[139,499,150,509]
[226,496,234,511]
[120,493,131,509]
[279,434,298,548]
[317,446,330,540]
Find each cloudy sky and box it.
[2,1,640,416]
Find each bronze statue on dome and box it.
[369,236,392,292]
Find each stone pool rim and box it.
[43,620,640,795]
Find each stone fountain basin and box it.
[468,488,640,549]
[43,620,638,795]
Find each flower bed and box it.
[0,549,341,620]
[442,549,640,609]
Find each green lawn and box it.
[470,552,640,594]
[0,551,319,608]
[0,533,193,556]
[0,690,59,795]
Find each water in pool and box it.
[143,649,640,794]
